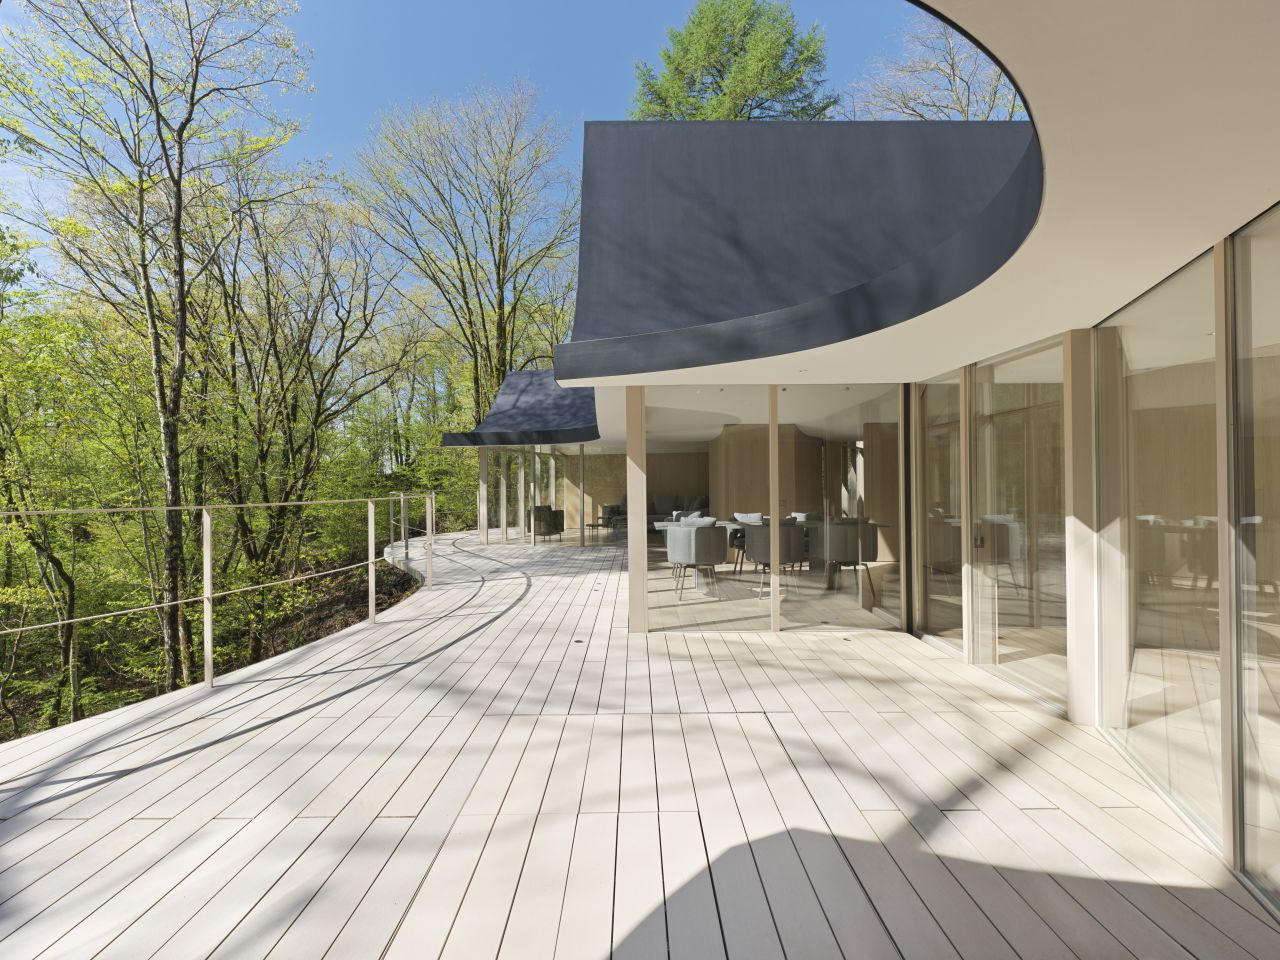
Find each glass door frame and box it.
[909,369,975,656]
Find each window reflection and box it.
[777,385,902,630]
[972,341,1067,703]
[1098,251,1221,839]
[1236,207,1280,897]
[919,373,965,645]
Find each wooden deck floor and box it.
[0,534,1277,959]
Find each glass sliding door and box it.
[1235,206,1280,896]
[917,372,965,646]
[644,385,769,632]
[972,340,1068,703]
[1097,251,1222,839]
[777,384,902,631]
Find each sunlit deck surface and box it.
[1,534,1278,959]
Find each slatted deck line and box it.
[0,533,1276,959]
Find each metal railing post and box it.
[400,491,409,564]
[388,493,396,546]
[367,499,377,623]
[427,493,435,590]
[202,507,214,687]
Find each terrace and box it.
[1,532,1276,958]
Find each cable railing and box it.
[0,491,436,691]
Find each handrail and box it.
[0,491,438,687]
[0,494,418,520]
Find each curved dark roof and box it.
[554,120,1042,379]
[440,370,599,447]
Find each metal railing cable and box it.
[0,492,438,688]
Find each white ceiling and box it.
[579,383,900,450]
[560,0,1280,389]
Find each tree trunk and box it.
[159,413,190,689]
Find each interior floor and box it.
[646,539,899,634]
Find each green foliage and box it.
[632,0,837,120]
[0,4,569,742]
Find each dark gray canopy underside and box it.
[555,120,1042,380]
[440,370,599,447]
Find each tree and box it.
[848,12,1024,121]
[632,0,837,121]
[194,172,415,660]
[0,227,83,729]
[356,81,579,425]
[0,0,306,690]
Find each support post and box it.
[579,443,586,547]
[959,366,976,662]
[478,447,489,545]
[1064,329,1101,725]
[532,447,541,543]
[897,384,912,634]
[769,385,781,631]
[626,386,648,634]
[367,499,377,623]
[427,493,435,590]
[202,507,214,687]
[518,453,527,543]
[400,491,409,564]
[1214,237,1242,868]
[499,452,508,541]
[550,453,557,511]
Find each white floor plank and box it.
[0,533,1275,960]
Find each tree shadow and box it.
[608,821,1280,960]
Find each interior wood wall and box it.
[708,424,826,520]
[647,452,710,511]
[560,451,709,528]
[561,453,626,529]
[864,422,901,560]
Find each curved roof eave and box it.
[440,370,600,448]
[556,116,1043,383]
[555,130,1041,380]
[558,0,1280,388]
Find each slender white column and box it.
[499,452,508,541]
[1064,328,1100,726]
[532,447,541,543]
[579,443,586,547]
[959,365,975,663]
[1213,237,1242,868]
[769,385,780,632]
[550,454,557,510]
[518,452,527,542]
[478,447,489,545]
[626,387,648,634]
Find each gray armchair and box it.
[666,520,727,600]
[811,520,882,601]
[745,522,805,598]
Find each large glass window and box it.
[1235,207,1280,896]
[645,385,770,632]
[1098,251,1221,839]
[972,340,1067,703]
[777,384,902,630]
[918,372,965,645]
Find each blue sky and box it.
[284,0,918,168]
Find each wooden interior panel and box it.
[865,422,901,560]
[562,453,626,528]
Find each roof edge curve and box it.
[555,128,1042,381]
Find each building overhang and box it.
[440,370,600,448]
[557,0,1280,388]
[556,119,1040,383]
